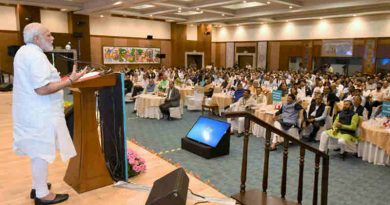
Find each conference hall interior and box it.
[1,0,390,205]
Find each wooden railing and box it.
[225,111,329,205]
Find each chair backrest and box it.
[194,91,204,99]
[356,116,363,138]
[324,106,332,129]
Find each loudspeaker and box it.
[156,54,166,59]
[76,21,85,26]
[73,32,83,38]
[8,45,20,57]
[0,83,13,91]
[146,168,189,205]
[147,35,153,40]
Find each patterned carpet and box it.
[125,102,390,205]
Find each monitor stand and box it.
[181,131,230,159]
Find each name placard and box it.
[272,90,282,103]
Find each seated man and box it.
[143,79,157,94]
[353,95,367,119]
[204,77,214,98]
[319,100,359,155]
[132,74,148,97]
[304,94,327,142]
[271,94,304,151]
[158,75,169,92]
[228,90,257,134]
[233,83,245,102]
[159,81,180,120]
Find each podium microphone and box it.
[55,54,113,75]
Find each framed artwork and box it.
[321,40,353,57]
[103,46,161,64]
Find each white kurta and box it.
[12,43,76,163]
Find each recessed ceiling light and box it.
[267,1,271,4]
[60,8,67,12]
[243,1,247,3]
[100,15,104,18]
[196,8,199,11]
[113,1,122,6]
[320,17,323,20]
[131,4,155,9]
[353,14,357,17]
[178,7,182,10]
[223,2,265,9]
[178,10,182,13]
[149,14,153,17]
[176,11,203,16]
[286,20,289,22]
[221,13,225,16]
[289,5,293,9]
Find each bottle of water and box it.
[65,42,71,50]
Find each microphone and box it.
[55,54,113,75]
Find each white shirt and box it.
[12,43,76,163]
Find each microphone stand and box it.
[55,54,113,75]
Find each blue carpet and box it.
[126,103,390,205]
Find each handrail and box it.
[225,111,328,158]
[225,111,329,205]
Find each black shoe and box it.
[167,116,172,120]
[339,152,347,160]
[34,194,69,205]
[303,137,314,142]
[30,183,52,199]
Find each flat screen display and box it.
[186,116,230,148]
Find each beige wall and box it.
[186,25,197,41]
[0,6,17,31]
[90,16,171,39]
[40,10,68,33]
[213,14,390,42]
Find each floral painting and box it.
[103,46,161,64]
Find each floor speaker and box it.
[146,168,189,205]
[0,83,12,91]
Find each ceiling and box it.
[2,0,390,25]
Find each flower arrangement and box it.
[127,149,146,177]
[64,101,73,109]
[382,117,390,128]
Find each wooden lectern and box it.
[64,74,116,193]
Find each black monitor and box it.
[186,116,230,148]
[98,73,128,181]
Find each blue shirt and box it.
[233,89,244,102]
[146,84,156,93]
